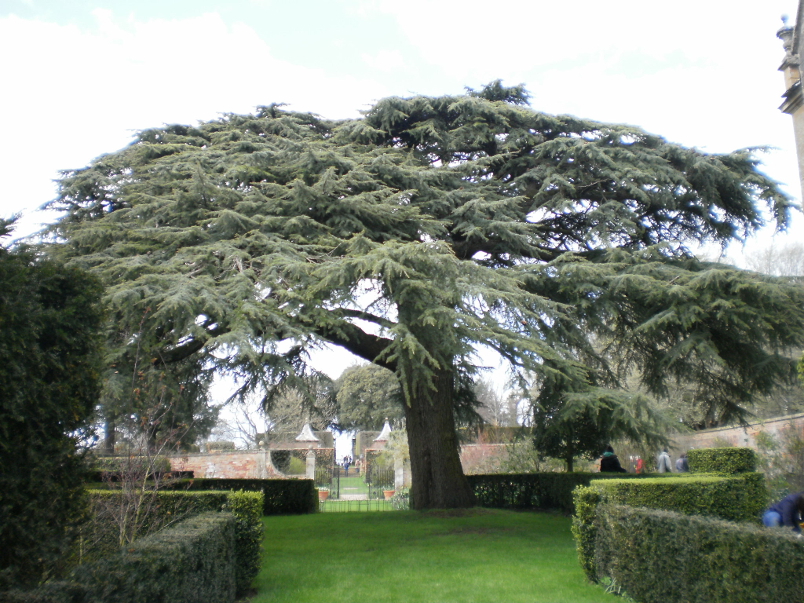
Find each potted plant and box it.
[318,487,330,501]
[383,489,395,500]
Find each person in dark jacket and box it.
[763,492,804,534]
[599,445,627,473]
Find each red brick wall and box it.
[169,451,273,479]
[168,448,335,479]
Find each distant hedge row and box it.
[168,478,317,515]
[467,472,652,513]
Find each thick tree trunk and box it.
[403,370,475,510]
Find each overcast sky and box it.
[2,0,803,387]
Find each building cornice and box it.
[780,80,804,115]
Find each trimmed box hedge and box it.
[82,490,230,561]
[595,504,804,603]
[573,472,768,583]
[72,512,237,603]
[589,472,767,522]
[169,478,317,515]
[468,472,651,513]
[571,485,602,581]
[687,447,757,474]
[83,489,262,596]
[224,490,263,593]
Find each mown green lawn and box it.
[336,475,370,494]
[251,509,621,603]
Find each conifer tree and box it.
[46,82,804,509]
[334,364,405,431]
[0,219,104,585]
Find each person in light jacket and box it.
[657,449,673,473]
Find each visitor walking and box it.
[657,449,673,473]
[675,452,689,472]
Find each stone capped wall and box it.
[169,447,336,479]
[672,412,804,455]
[170,450,274,479]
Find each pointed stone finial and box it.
[374,419,392,442]
[295,423,320,442]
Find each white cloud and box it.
[368,0,788,77]
[0,2,800,247]
[361,49,406,72]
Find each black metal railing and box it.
[365,467,394,500]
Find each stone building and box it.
[778,3,804,196]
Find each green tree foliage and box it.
[799,353,804,387]
[334,363,404,431]
[526,382,670,471]
[45,82,804,509]
[0,219,104,586]
[261,375,337,433]
[740,242,804,420]
[102,347,219,453]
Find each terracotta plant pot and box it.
[318,490,330,501]
[383,490,395,500]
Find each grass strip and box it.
[252,509,622,603]
[319,499,393,513]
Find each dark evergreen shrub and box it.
[0,248,104,586]
[269,451,290,473]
